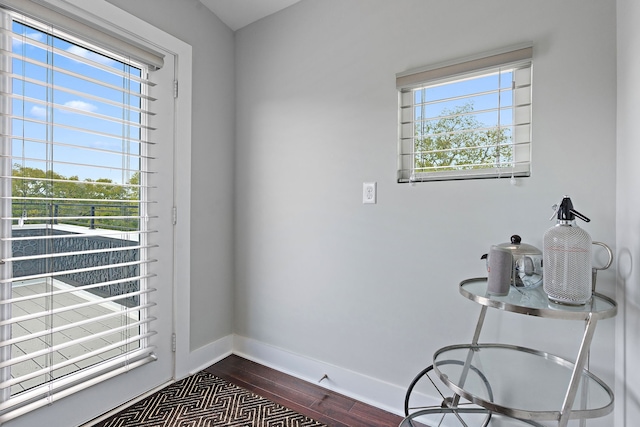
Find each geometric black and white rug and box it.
[97,371,327,426]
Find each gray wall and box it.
[234,0,617,420]
[616,0,640,424]
[107,0,236,351]
[104,0,623,422]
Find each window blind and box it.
[0,0,164,69]
[397,46,533,183]
[0,6,158,418]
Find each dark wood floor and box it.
[206,354,404,427]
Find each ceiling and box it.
[199,0,302,31]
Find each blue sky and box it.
[413,70,515,134]
[11,21,143,185]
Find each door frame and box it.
[1,1,193,425]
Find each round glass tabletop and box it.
[459,278,617,321]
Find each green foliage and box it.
[415,103,513,173]
[12,165,140,231]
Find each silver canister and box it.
[487,246,512,296]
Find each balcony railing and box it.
[16,201,139,231]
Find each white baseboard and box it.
[232,334,407,416]
[176,333,436,417]
[184,334,234,377]
[89,333,429,426]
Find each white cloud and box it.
[66,45,117,66]
[30,105,47,119]
[64,100,98,113]
[27,32,44,42]
[91,140,120,150]
[12,32,45,49]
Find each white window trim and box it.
[49,0,193,374]
[0,0,193,425]
[58,0,195,382]
[396,44,533,183]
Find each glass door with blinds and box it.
[0,5,175,422]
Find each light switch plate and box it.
[363,182,376,204]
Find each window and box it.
[397,46,532,182]
[0,3,164,418]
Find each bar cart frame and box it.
[401,276,617,427]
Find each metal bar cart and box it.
[401,273,616,427]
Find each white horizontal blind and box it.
[397,46,533,182]
[0,6,157,416]
[0,0,164,70]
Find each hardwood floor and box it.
[206,354,404,427]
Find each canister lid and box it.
[495,234,542,257]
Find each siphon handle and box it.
[591,242,613,292]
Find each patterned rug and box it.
[97,371,327,426]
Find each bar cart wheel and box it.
[404,361,494,426]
